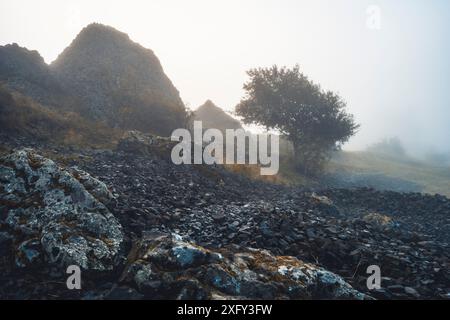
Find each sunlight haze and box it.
[1,0,449,156]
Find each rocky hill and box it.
[0,23,188,137]
[193,100,243,132]
[51,23,187,135]
[0,43,68,108]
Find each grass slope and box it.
[327,151,450,197]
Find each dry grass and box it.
[0,85,122,149]
[224,156,315,187]
[224,148,450,198]
[327,151,450,197]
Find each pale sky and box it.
[1,0,449,155]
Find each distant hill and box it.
[0,23,188,137]
[193,100,242,131]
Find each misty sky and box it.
[1,0,449,155]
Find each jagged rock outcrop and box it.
[0,149,123,271]
[0,43,67,108]
[0,23,188,137]
[121,232,367,300]
[51,23,187,136]
[193,100,243,132]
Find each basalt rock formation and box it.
[0,43,67,108]
[51,23,187,135]
[0,23,188,137]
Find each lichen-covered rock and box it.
[0,148,123,271]
[121,232,367,300]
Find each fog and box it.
[1,0,449,158]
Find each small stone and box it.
[306,228,316,239]
[387,285,405,293]
[230,221,240,228]
[212,213,226,221]
[404,287,420,297]
[417,241,434,247]
[105,287,144,300]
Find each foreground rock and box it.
[0,148,123,271]
[120,232,367,300]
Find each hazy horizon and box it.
[1,0,449,158]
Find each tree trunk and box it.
[292,140,307,175]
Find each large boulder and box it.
[0,148,123,271]
[121,232,367,300]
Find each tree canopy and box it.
[235,65,359,175]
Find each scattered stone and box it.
[0,141,449,300]
[404,287,420,297]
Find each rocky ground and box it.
[0,132,449,299]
